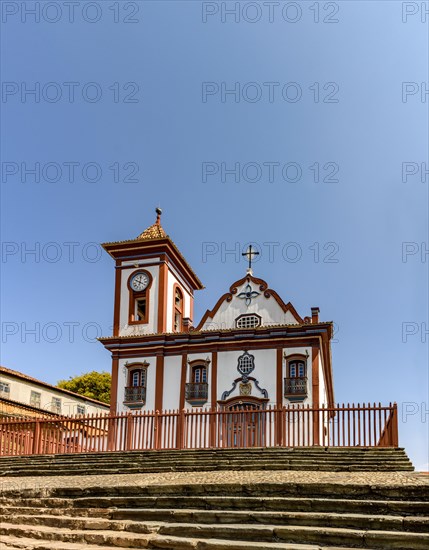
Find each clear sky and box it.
[1,1,428,468]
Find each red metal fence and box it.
[0,403,398,457]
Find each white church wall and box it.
[163,356,182,411]
[319,356,327,407]
[217,349,277,406]
[202,280,300,331]
[119,263,159,337]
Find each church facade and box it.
[99,210,334,418]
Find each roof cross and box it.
[242,245,260,273]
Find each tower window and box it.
[128,270,151,325]
[173,287,183,332]
[135,297,147,321]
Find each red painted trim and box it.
[127,269,153,326]
[276,348,283,408]
[102,238,204,290]
[195,274,303,330]
[157,261,168,333]
[113,260,122,336]
[211,352,217,407]
[154,355,164,411]
[110,357,119,414]
[312,346,320,444]
[179,354,187,411]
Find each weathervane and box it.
[242,244,260,275]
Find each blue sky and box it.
[1,1,428,468]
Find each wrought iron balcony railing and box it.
[185,382,209,402]
[284,377,308,397]
[124,385,146,404]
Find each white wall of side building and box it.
[0,372,108,416]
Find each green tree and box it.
[57,371,111,404]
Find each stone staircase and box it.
[0,447,414,477]
[0,476,428,549]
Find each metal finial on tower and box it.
[155,207,162,225]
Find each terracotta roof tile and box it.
[136,222,167,241]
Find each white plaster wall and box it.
[119,263,159,336]
[319,356,327,406]
[201,280,300,331]
[117,356,156,413]
[163,356,182,411]
[0,374,108,415]
[217,349,277,406]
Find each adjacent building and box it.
[0,366,109,419]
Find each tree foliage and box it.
[57,371,111,404]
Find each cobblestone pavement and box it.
[0,470,428,494]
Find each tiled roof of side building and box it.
[0,365,110,407]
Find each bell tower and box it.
[102,209,204,337]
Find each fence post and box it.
[154,410,160,450]
[313,406,320,446]
[390,403,399,447]
[177,408,186,449]
[125,413,133,451]
[32,421,41,455]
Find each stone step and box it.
[110,508,429,532]
[47,481,429,501]
[157,522,429,549]
[0,534,382,550]
[2,495,429,516]
[0,456,411,466]
[0,522,156,548]
[4,509,429,533]
[1,519,428,550]
[2,464,414,477]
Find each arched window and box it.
[192,364,207,383]
[173,287,183,332]
[288,360,306,378]
[185,359,209,405]
[128,270,151,325]
[124,363,148,405]
[285,356,307,398]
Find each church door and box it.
[224,401,265,448]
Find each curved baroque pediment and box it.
[195,275,303,331]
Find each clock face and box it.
[130,272,149,292]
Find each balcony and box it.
[185,383,208,406]
[124,386,146,407]
[284,377,308,400]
